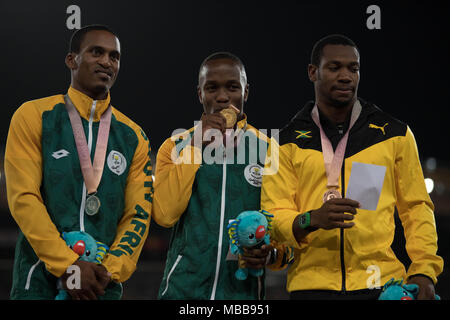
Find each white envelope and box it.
[345,162,386,211]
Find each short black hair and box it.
[69,24,118,53]
[311,34,359,66]
[198,51,247,84]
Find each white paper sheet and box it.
[345,162,386,211]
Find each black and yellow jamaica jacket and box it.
[261,98,443,293]
[5,87,153,299]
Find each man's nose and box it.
[337,70,352,83]
[216,88,230,102]
[98,54,112,67]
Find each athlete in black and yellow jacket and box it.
[261,35,443,299]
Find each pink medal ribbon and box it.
[64,95,112,215]
[310,100,362,202]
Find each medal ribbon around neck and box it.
[64,94,112,197]
[311,100,362,192]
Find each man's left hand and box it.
[96,264,112,289]
[407,275,436,300]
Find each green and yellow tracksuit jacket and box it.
[261,99,443,293]
[5,87,153,299]
[152,116,289,299]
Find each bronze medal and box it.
[323,189,342,203]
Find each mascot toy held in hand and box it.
[378,278,441,300]
[227,210,273,280]
[55,231,109,300]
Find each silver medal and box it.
[85,194,101,216]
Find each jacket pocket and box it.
[161,255,183,297]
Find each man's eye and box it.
[110,52,120,61]
[92,48,102,56]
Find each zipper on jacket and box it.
[210,150,227,300]
[79,100,97,232]
[340,157,346,293]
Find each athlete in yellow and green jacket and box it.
[4,25,153,299]
[261,35,443,300]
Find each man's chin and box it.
[330,96,355,108]
[92,83,112,96]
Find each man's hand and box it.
[61,260,109,300]
[96,264,112,290]
[241,244,274,269]
[407,275,437,300]
[292,198,359,244]
[191,112,226,146]
[310,198,360,230]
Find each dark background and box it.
[0,0,449,299]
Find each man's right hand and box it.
[191,112,226,146]
[292,198,359,244]
[310,198,360,230]
[61,260,107,300]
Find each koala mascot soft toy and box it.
[378,278,441,300]
[227,210,273,280]
[55,231,109,300]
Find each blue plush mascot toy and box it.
[55,231,109,300]
[227,210,273,280]
[378,278,441,300]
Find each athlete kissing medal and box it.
[311,101,362,203]
[220,105,238,128]
[64,95,112,216]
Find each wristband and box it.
[298,211,318,232]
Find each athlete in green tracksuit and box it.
[5,25,153,300]
[152,52,290,300]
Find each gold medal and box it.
[323,189,342,203]
[220,107,238,128]
[85,194,101,216]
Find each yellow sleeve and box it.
[267,240,294,271]
[151,134,202,227]
[102,127,153,283]
[4,101,79,277]
[395,127,443,284]
[261,139,308,250]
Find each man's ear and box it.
[65,52,78,70]
[243,83,249,102]
[308,64,318,82]
[197,85,203,104]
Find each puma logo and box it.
[369,123,388,135]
